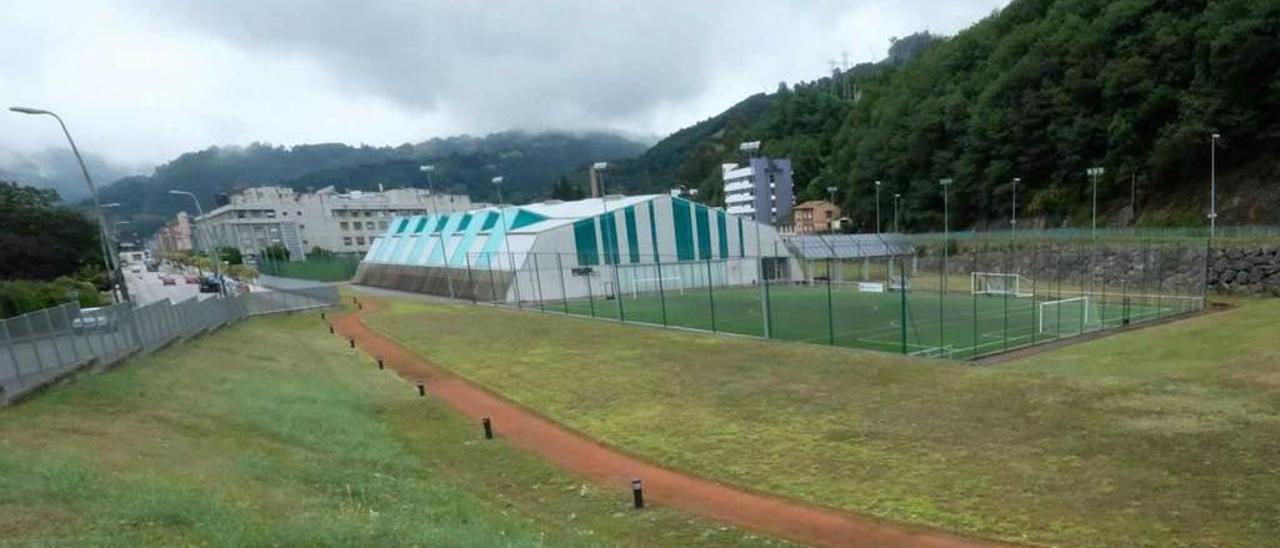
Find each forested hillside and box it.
[97,131,644,235]
[606,0,1279,231]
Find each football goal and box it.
[1038,296,1102,335]
[972,272,1032,297]
[628,276,685,298]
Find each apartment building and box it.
[155,211,194,255]
[722,156,794,225]
[196,186,471,259]
[792,200,842,234]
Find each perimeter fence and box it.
[0,284,340,404]
[357,236,1209,361]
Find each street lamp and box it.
[169,190,223,295]
[1011,177,1020,241]
[1086,167,1105,240]
[893,193,901,233]
[419,165,437,216]
[938,178,953,346]
[1210,133,1221,240]
[874,180,882,234]
[10,106,129,302]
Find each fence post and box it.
[655,254,668,327]
[825,265,834,346]
[23,313,47,375]
[59,304,82,365]
[486,254,499,306]
[0,319,25,388]
[465,252,478,305]
[705,258,716,333]
[532,253,545,312]
[555,253,570,313]
[509,250,523,309]
[41,309,67,371]
[899,254,908,354]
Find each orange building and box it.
[792,200,841,234]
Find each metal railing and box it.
[0,284,340,405]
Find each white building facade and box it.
[354,194,801,303]
[196,186,470,259]
[722,157,795,225]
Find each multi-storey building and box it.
[195,186,470,259]
[792,200,842,234]
[155,211,194,255]
[722,157,794,225]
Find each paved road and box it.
[124,265,205,305]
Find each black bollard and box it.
[482,417,493,439]
[416,380,425,396]
[349,338,355,349]
[631,478,645,509]
[377,356,385,369]
[328,325,334,335]
[320,312,326,320]
[358,302,363,310]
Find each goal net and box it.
[1038,296,1102,335]
[972,272,1031,297]
[628,276,685,298]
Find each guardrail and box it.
[0,284,340,405]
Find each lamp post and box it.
[422,164,455,297]
[874,180,882,234]
[591,162,623,317]
[893,193,901,233]
[1011,177,1020,242]
[1210,133,1220,241]
[1086,167,1105,240]
[419,165,437,216]
[169,190,223,295]
[826,186,837,232]
[10,106,129,302]
[491,176,520,305]
[938,178,952,347]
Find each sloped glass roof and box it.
[784,233,914,259]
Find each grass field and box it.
[365,295,1280,547]
[543,283,1192,359]
[0,310,779,547]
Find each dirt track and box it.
[331,297,999,548]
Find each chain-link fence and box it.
[358,239,1208,361]
[0,284,340,404]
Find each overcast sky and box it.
[0,0,1007,171]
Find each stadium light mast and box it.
[1011,177,1020,242]
[893,193,901,233]
[10,106,129,302]
[592,162,623,317]
[874,180,882,235]
[419,165,438,216]
[1210,133,1220,241]
[1086,167,1105,240]
[422,164,455,297]
[169,190,224,295]
[492,176,522,305]
[938,178,953,348]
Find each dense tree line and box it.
[0,181,108,317]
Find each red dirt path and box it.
[331,297,1000,548]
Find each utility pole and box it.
[874,180,882,234]
[893,193,901,233]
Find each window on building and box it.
[343,237,353,246]
[266,211,276,218]
[299,224,305,229]
[364,211,373,217]
[378,221,388,230]
[297,211,302,216]
[281,211,288,216]
[355,236,365,245]
[353,221,362,230]
[335,210,345,218]
[340,222,349,230]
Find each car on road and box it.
[72,307,116,334]
[199,275,224,293]
[184,274,200,285]
[161,276,177,286]
[130,266,143,274]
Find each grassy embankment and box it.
[0,310,778,547]
[365,296,1280,547]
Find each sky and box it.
[0,0,1008,174]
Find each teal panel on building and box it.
[598,213,620,265]
[433,215,449,232]
[573,218,599,265]
[509,209,548,230]
[456,213,473,231]
[448,212,487,267]
[694,204,711,260]
[672,198,694,261]
[394,218,410,234]
[624,206,640,264]
[737,217,745,257]
[413,217,430,233]
[480,211,499,231]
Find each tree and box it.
[0,181,105,283]
[262,244,290,261]
[217,246,243,265]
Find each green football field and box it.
[540,284,1198,359]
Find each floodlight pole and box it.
[1086,167,1104,241]
[10,106,129,302]
[1210,133,1220,241]
[492,176,520,305]
[939,178,952,348]
[874,180,882,235]
[1011,177,1020,242]
[893,193,901,233]
[592,162,623,319]
[826,185,838,233]
[423,164,455,297]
